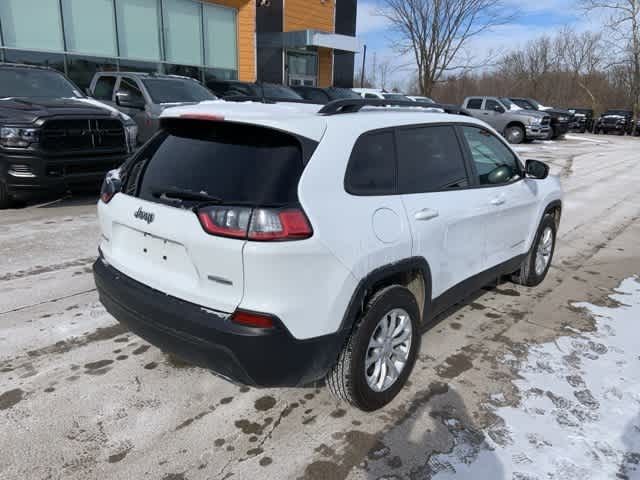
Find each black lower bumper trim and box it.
[93,259,345,387]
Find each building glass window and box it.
[205,68,237,82]
[164,64,202,81]
[0,0,64,51]
[66,55,118,91]
[204,4,237,70]
[118,59,161,74]
[62,0,117,56]
[162,0,203,66]
[3,49,66,73]
[116,0,161,61]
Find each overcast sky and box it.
[355,0,603,88]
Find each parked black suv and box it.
[594,109,634,135]
[291,86,361,104]
[0,64,136,208]
[206,80,309,103]
[568,108,594,133]
[509,97,572,139]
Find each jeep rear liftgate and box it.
[98,119,314,315]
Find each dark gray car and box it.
[89,72,217,143]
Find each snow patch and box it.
[432,276,640,480]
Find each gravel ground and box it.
[1,134,639,480]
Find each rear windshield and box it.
[142,78,216,103]
[132,121,308,206]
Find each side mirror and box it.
[85,87,93,97]
[494,105,505,114]
[115,90,145,109]
[487,165,514,184]
[525,159,549,179]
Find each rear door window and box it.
[345,131,396,195]
[131,121,311,206]
[466,98,483,109]
[93,75,117,100]
[397,126,469,193]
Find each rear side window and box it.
[397,126,468,193]
[466,98,483,109]
[132,121,310,206]
[345,131,396,196]
[93,76,116,100]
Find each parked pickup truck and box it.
[462,97,551,144]
[508,98,572,140]
[568,108,594,133]
[0,63,137,209]
[89,72,217,144]
[593,109,634,135]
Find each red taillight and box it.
[101,191,116,204]
[197,206,312,241]
[100,169,121,204]
[230,310,275,329]
[197,206,251,239]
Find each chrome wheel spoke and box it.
[366,347,383,367]
[392,329,411,346]
[534,227,554,275]
[365,308,414,393]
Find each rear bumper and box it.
[1,151,128,200]
[93,258,345,387]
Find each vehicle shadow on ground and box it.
[359,386,505,479]
[618,413,640,479]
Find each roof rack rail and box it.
[318,98,439,115]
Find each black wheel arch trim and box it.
[338,257,433,335]
[543,199,562,223]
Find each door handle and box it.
[415,208,439,221]
[490,197,505,206]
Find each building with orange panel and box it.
[0,0,358,89]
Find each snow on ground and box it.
[430,276,640,480]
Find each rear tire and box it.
[0,181,9,210]
[512,214,556,287]
[326,285,421,411]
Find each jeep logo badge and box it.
[134,207,155,224]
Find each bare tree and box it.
[584,0,640,115]
[378,0,513,96]
[557,27,604,109]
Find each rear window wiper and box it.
[151,186,223,204]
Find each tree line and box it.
[430,27,635,111]
[362,0,640,115]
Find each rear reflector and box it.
[197,206,312,241]
[180,113,225,121]
[230,310,275,329]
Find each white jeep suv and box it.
[94,99,562,411]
